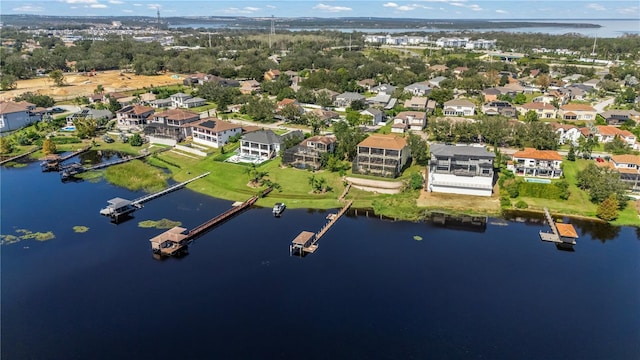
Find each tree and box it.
[577,136,598,159]
[316,91,333,108]
[0,74,17,91]
[303,112,325,135]
[535,74,550,90]
[244,164,269,187]
[567,144,576,161]
[94,85,104,94]
[129,133,143,146]
[407,132,428,165]
[428,88,454,105]
[499,74,509,86]
[0,137,15,154]
[14,92,55,108]
[106,95,122,113]
[513,93,527,105]
[280,103,301,123]
[523,110,539,123]
[333,121,366,161]
[597,194,619,221]
[49,70,65,87]
[73,117,97,139]
[42,138,57,155]
[409,172,424,190]
[308,175,331,193]
[604,135,631,155]
[349,99,366,111]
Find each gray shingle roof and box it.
[430,143,495,159]
[242,129,282,144]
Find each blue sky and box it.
[4,0,640,19]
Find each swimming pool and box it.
[60,126,76,132]
[524,178,551,184]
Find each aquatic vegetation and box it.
[3,161,27,168]
[138,218,182,229]
[73,226,90,233]
[1,229,56,244]
[413,235,423,241]
[104,160,168,192]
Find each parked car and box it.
[48,107,66,114]
[102,135,114,143]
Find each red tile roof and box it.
[556,223,578,238]
[513,148,562,161]
[611,154,640,166]
[0,101,31,114]
[521,102,556,111]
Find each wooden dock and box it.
[0,147,40,166]
[149,187,273,257]
[290,200,352,256]
[41,145,91,171]
[100,172,210,222]
[539,207,578,245]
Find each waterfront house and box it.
[144,108,200,144]
[190,118,242,149]
[66,108,113,126]
[509,148,563,178]
[0,101,43,132]
[116,105,155,130]
[353,134,410,178]
[516,102,557,119]
[427,143,495,197]
[595,154,640,192]
[239,129,303,160]
[360,108,384,125]
[334,92,365,108]
[282,135,336,170]
[392,111,427,133]
[559,103,596,121]
[443,99,476,116]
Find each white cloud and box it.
[61,0,98,3]
[266,5,276,9]
[383,2,398,7]
[468,4,482,11]
[586,3,606,11]
[312,3,352,12]
[495,9,508,14]
[244,7,260,11]
[397,5,415,11]
[90,4,108,8]
[109,0,124,4]
[147,3,161,10]
[616,5,639,14]
[13,5,45,12]
[449,2,465,6]
[133,3,142,6]
[122,9,133,12]
[223,6,261,14]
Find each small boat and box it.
[272,202,286,217]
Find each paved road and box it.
[593,97,615,112]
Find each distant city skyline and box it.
[3,0,639,19]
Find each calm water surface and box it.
[1,159,639,359]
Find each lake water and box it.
[1,158,639,359]
[171,19,639,38]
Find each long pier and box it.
[149,187,273,257]
[290,199,353,256]
[0,147,40,166]
[100,172,210,221]
[539,207,578,245]
[60,152,149,180]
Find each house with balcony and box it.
[282,135,336,170]
[596,154,640,192]
[516,102,557,119]
[559,103,596,121]
[427,143,495,197]
[353,134,410,178]
[443,99,475,116]
[551,123,583,145]
[0,101,43,132]
[144,108,200,144]
[240,80,261,95]
[239,129,303,160]
[599,109,640,126]
[190,118,242,149]
[391,111,427,133]
[509,148,563,178]
[116,105,155,130]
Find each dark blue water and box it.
[2,160,639,359]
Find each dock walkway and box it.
[0,147,40,166]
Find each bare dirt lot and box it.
[417,190,501,214]
[0,71,184,101]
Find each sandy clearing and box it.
[0,70,185,102]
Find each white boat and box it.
[272,203,286,217]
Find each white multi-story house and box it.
[509,148,563,178]
[435,37,469,48]
[169,93,206,109]
[443,99,475,116]
[191,118,242,149]
[116,105,155,130]
[465,39,497,49]
[597,155,640,192]
[428,143,495,197]
[552,123,583,145]
[0,101,43,132]
[360,108,384,125]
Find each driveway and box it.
[593,97,614,112]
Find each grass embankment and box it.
[104,159,168,192]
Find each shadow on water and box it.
[430,212,488,233]
[78,150,124,165]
